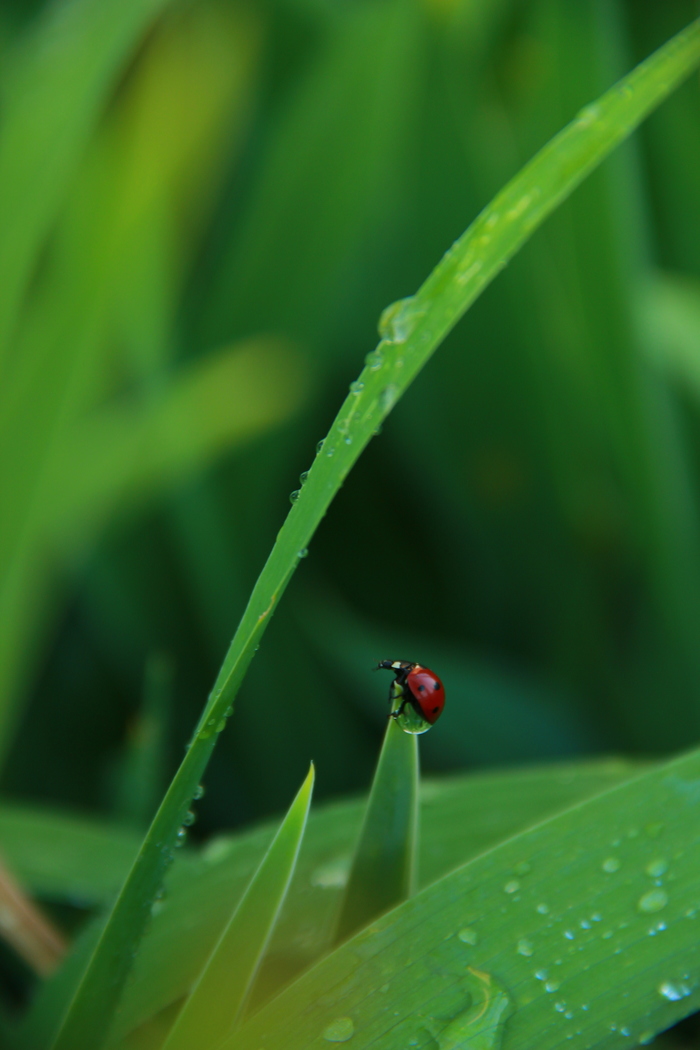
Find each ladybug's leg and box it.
[389,696,411,720]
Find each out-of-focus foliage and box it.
[1,0,700,936]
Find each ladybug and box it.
[376,659,445,726]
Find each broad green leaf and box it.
[227,745,700,1050]
[335,717,418,945]
[47,22,700,1050]
[105,760,639,1047]
[160,765,314,1050]
[0,0,172,363]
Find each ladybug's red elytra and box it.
[376,659,445,726]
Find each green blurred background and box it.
[2,0,700,838]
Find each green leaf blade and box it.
[335,718,418,945]
[161,764,314,1050]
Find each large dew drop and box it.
[377,296,422,344]
[322,1017,355,1042]
[638,889,668,914]
[420,968,512,1050]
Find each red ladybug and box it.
[377,659,445,725]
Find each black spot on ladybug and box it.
[418,684,425,691]
[434,682,440,690]
[432,707,439,713]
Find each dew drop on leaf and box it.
[602,857,621,873]
[638,889,668,914]
[322,1017,355,1042]
[658,981,691,1001]
[645,858,668,878]
[516,938,534,957]
[421,968,512,1050]
[458,928,478,945]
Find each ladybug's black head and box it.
[375,659,415,678]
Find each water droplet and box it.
[393,702,432,735]
[322,1017,355,1042]
[344,435,353,445]
[563,930,575,941]
[311,857,350,889]
[565,1012,574,1021]
[193,784,205,800]
[639,1031,655,1045]
[379,384,399,413]
[175,827,187,847]
[516,938,534,957]
[365,349,384,371]
[536,903,550,915]
[534,969,548,981]
[504,880,520,894]
[456,259,483,286]
[458,927,478,945]
[645,858,668,878]
[422,968,511,1050]
[602,857,621,873]
[577,103,601,127]
[349,380,364,395]
[638,889,668,914]
[579,919,591,930]
[591,912,602,922]
[297,548,309,559]
[506,194,532,221]
[290,490,300,504]
[514,861,531,875]
[182,810,196,827]
[326,446,336,457]
[377,297,423,344]
[554,1002,567,1013]
[545,981,560,993]
[658,981,691,1001]
[316,439,325,454]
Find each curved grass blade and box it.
[335,717,418,945]
[226,744,700,1050]
[160,764,314,1050]
[0,0,172,364]
[47,20,700,1050]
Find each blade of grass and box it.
[48,20,700,1050]
[160,764,314,1050]
[227,743,700,1050]
[335,717,418,945]
[0,0,173,364]
[113,654,172,829]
